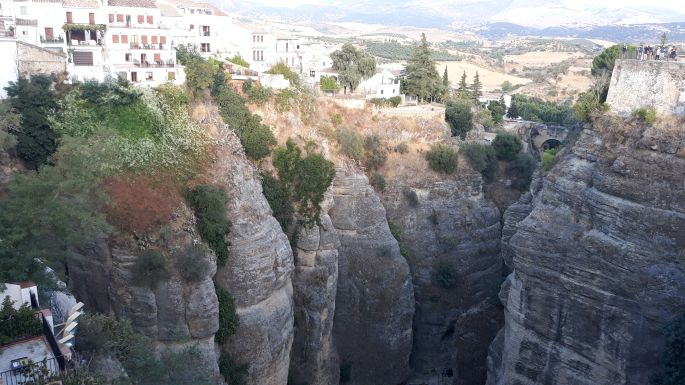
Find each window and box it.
[20,6,27,15]
[153,53,160,62]
[121,35,128,44]
[141,35,148,45]
[66,11,73,23]
[117,14,124,22]
[112,35,119,43]
[160,36,166,44]
[147,15,153,24]
[21,30,28,36]
[189,24,194,30]
[137,15,144,24]
[145,72,153,81]
[297,44,300,49]
[131,72,137,82]
[381,90,384,95]
[168,72,175,80]
[200,43,210,52]
[125,53,132,62]
[89,13,95,24]
[151,35,158,44]
[285,42,288,52]
[45,27,54,40]
[73,51,94,66]
[309,70,315,77]
[201,25,210,36]
[109,14,114,23]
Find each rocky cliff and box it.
[330,166,415,385]
[487,120,685,384]
[382,153,503,385]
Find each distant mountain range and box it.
[219,0,685,42]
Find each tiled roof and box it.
[108,0,156,8]
[157,3,180,16]
[15,18,38,26]
[164,0,227,16]
[62,0,99,7]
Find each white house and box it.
[358,69,401,99]
[0,37,18,98]
[0,281,39,309]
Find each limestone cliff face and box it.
[206,113,294,385]
[329,167,415,385]
[382,164,503,385]
[289,193,341,385]
[487,124,685,385]
[67,204,222,382]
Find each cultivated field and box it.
[503,51,587,67]
[437,61,532,91]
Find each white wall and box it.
[0,282,38,309]
[0,38,17,98]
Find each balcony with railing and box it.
[130,58,177,68]
[40,35,65,44]
[129,43,166,50]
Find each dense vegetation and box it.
[461,143,497,181]
[402,33,443,102]
[261,172,295,232]
[508,94,577,126]
[242,79,273,105]
[215,284,240,345]
[186,184,232,266]
[0,297,42,345]
[331,43,377,93]
[445,99,473,139]
[492,132,523,161]
[365,40,462,61]
[425,143,458,174]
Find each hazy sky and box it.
[252,0,685,13]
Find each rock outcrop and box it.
[289,193,341,385]
[329,167,415,385]
[382,163,503,385]
[487,123,685,385]
[207,113,295,385]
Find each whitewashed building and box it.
[358,69,401,99]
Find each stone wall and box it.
[606,59,685,116]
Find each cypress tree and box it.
[402,33,441,102]
[471,71,482,100]
[457,71,469,99]
[442,67,449,88]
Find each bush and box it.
[228,54,249,68]
[508,94,577,126]
[215,284,239,345]
[261,172,294,232]
[388,95,402,107]
[508,153,536,191]
[185,58,221,93]
[492,132,523,161]
[364,134,387,170]
[267,61,300,87]
[426,143,458,174]
[330,112,343,126]
[219,355,248,385]
[445,100,473,139]
[395,142,409,154]
[185,185,231,266]
[403,188,419,207]
[131,249,169,288]
[336,128,364,160]
[242,80,272,105]
[541,148,560,170]
[370,172,386,192]
[0,297,42,345]
[173,244,211,283]
[631,107,657,124]
[460,143,497,181]
[320,75,341,93]
[276,88,299,112]
[432,261,458,288]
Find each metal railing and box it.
[129,43,166,50]
[0,357,63,385]
[40,36,64,44]
[131,60,176,68]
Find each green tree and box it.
[261,172,294,232]
[184,59,219,93]
[267,61,301,87]
[425,143,458,174]
[501,80,513,92]
[506,99,519,119]
[492,132,522,161]
[445,99,473,139]
[228,54,249,68]
[402,33,441,102]
[320,75,341,93]
[0,101,19,152]
[331,43,376,94]
[471,71,482,100]
[175,44,202,65]
[442,66,449,89]
[457,71,469,98]
[460,143,497,181]
[4,75,59,169]
[487,99,506,124]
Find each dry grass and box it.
[437,61,531,91]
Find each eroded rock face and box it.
[329,167,415,385]
[382,167,503,385]
[208,122,294,385]
[289,193,341,385]
[68,204,222,382]
[487,126,685,385]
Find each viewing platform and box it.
[606,59,685,116]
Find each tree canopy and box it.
[331,43,376,94]
[402,33,441,102]
[445,99,473,139]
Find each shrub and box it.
[173,244,211,283]
[631,107,657,124]
[370,172,386,192]
[445,99,473,139]
[330,112,343,126]
[276,88,299,112]
[131,249,169,288]
[215,284,239,344]
[509,153,536,191]
[426,143,458,174]
[228,54,249,68]
[219,355,248,385]
[388,95,402,107]
[364,134,387,170]
[541,148,560,170]
[242,80,272,105]
[432,261,458,288]
[395,142,409,154]
[185,185,231,266]
[403,188,419,207]
[460,143,497,181]
[267,61,300,87]
[185,59,220,93]
[261,172,294,232]
[0,297,42,345]
[508,94,577,126]
[492,132,523,161]
[336,128,364,160]
[388,221,402,240]
[320,75,341,93]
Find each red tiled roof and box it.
[13,281,37,289]
[15,18,38,26]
